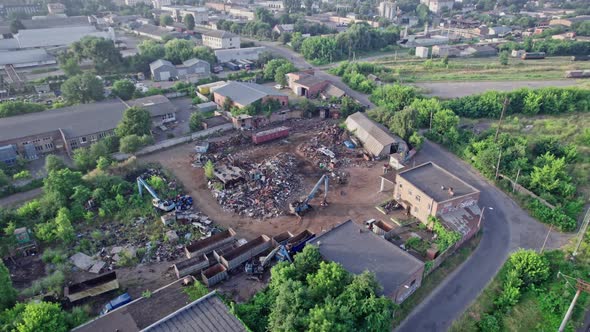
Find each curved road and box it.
[396,141,572,332]
[251,40,574,331]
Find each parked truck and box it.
[100,293,132,315]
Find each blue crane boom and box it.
[289,174,329,216]
[137,177,160,201]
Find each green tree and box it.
[73,148,95,172]
[119,135,143,153]
[96,156,111,170]
[43,168,85,205]
[164,39,195,64]
[301,36,337,64]
[184,13,195,30]
[9,19,24,34]
[307,261,351,300]
[0,170,9,187]
[389,107,418,141]
[283,0,302,14]
[16,302,67,332]
[60,58,82,77]
[138,40,166,63]
[431,109,460,144]
[116,106,152,137]
[303,0,315,15]
[54,208,75,244]
[160,14,173,26]
[0,261,17,311]
[499,50,509,65]
[530,152,572,198]
[508,249,550,286]
[222,97,234,112]
[409,132,425,150]
[192,46,217,64]
[189,112,204,132]
[61,73,105,103]
[69,36,122,73]
[274,63,297,86]
[112,79,136,100]
[44,155,67,173]
[204,160,215,179]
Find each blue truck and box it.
[100,293,132,315]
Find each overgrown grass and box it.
[376,56,590,82]
[393,233,482,327]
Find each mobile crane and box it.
[137,177,176,212]
[245,245,292,275]
[289,174,329,217]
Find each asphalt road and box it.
[396,141,572,332]
[0,188,43,208]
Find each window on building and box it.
[43,137,51,141]
[45,143,54,149]
[416,195,421,202]
[80,137,87,143]
[399,183,403,188]
[427,203,431,210]
[35,145,43,152]
[414,206,418,213]
[410,279,416,286]
[70,140,78,148]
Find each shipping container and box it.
[219,235,272,270]
[173,254,210,278]
[571,55,590,61]
[65,271,119,302]
[202,263,228,286]
[100,293,132,315]
[252,126,290,144]
[521,52,546,59]
[184,228,236,258]
[287,230,315,253]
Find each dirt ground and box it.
[139,125,391,241]
[414,80,580,98]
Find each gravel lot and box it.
[415,80,583,98]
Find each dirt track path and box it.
[0,188,43,208]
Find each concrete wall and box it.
[394,177,438,224]
[391,264,424,304]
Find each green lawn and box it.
[374,56,590,82]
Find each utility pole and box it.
[494,97,509,142]
[573,206,590,257]
[495,150,502,181]
[558,275,590,332]
[540,224,552,253]
[429,110,433,132]
[512,168,521,192]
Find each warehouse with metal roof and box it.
[14,26,112,49]
[0,49,56,67]
[345,111,403,157]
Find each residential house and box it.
[152,0,172,9]
[345,112,406,157]
[378,1,399,21]
[127,95,178,126]
[213,81,288,109]
[309,220,424,304]
[420,0,453,14]
[285,71,328,98]
[272,24,294,35]
[260,1,284,12]
[488,26,512,37]
[202,30,240,49]
[47,3,66,15]
[161,5,209,24]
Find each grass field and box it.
[374,56,590,82]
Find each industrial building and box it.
[213,81,288,109]
[161,5,208,24]
[0,49,56,68]
[393,162,481,242]
[345,112,406,157]
[285,71,328,98]
[0,96,177,159]
[73,279,246,332]
[214,47,266,63]
[150,58,211,82]
[309,220,424,304]
[13,26,113,49]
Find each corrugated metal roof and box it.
[15,26,110,48]
[203,30,237,39]
[0,49,55,66]
[0,39,20,51]
[143,291,247,332]
[21,16,91,29]
[345,112,397,156]
[127,95,177,117]
[214,81,286,106]
[309,220,424,297]
[150,59,174,71]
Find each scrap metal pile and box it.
[209,153,302,219]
